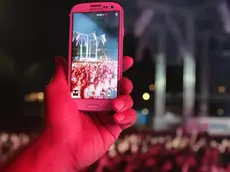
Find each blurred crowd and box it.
[71,60,118,99]
[0,132,33,167]
[82,131,230,172]
[2,130,230,171]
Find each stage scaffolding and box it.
[131,0,223,129]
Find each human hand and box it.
[45,56,136,170]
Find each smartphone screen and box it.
[71,11,120,100]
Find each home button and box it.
[87,104,99,109]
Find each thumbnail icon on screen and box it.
[72,89,80,98]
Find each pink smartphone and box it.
[68,2,124,111]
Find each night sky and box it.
[2,0,72,64]
[0,0,83,119]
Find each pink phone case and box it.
[68,2,124,111]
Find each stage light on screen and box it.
[142,93,150,100]
[217,109,224,116]
[218,86,226,93]
[149,84,155,91]
[76,33,80,41]
[93,32,97,40]
[101,34,106,43]
[142,108,149,115]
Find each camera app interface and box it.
[71,12,119,99]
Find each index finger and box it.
[123,56,134,72]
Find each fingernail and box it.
[116,114,125,122]
[114,100,125,111]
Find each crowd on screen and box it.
[71,59,118,99]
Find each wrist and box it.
[44,128,81,171]
[3,129,80,172]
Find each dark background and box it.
[1,0,230,131]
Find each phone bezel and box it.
[68,2,124,111]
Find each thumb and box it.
[47,56,68,91]
[45,57,71,127]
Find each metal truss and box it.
[131,0,225,128]
[73,32,106,60]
